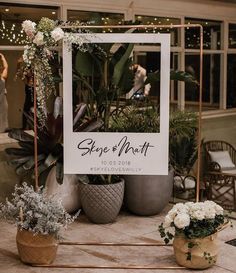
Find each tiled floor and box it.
[0,205,236,273]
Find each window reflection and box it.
[229,24,236,48]
[185,54,220,109]
[185,18,221,50]
[134,15,180,46]
[0,4,58,46]
[67,10,124,32]
[227,54,236,108]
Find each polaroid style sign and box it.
[63,33,170,175]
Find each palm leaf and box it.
[112,43,134,87]
[145,70,199,86]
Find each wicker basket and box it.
[16,229,58,265]
[173,233,218,269]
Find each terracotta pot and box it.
[173,233,218,269]
[80,179,124,224]
[16,229,58,265]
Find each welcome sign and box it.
[63,33,170,175]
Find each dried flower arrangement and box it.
[0,183,78,237]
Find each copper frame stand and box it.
[32,241,185,269]
[32,24,203,270]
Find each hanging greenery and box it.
[21,17,89,127]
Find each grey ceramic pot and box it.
[124,169,174,216]
[80,179,124,224]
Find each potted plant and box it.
[159,201,229,269]
[79,175,124,224]
[110,106,198,216]
[72,41,135,224]
[169,111,198,200]
[0,183,78,265]
[5,102,102,213]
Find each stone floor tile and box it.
[0,210,236,273]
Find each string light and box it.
[0,20,28,45]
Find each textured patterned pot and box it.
[80,179,124,224]
[124,169,173,216]
[16,229,58,265]
[173,233,218,269]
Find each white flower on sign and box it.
[33,31,45,46]
[22,20,36,38]
[51,27,64,42]
[174,213,190,229]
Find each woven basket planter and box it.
[173,233,218,269]
[80,179,124,224]
[16,229,58,265]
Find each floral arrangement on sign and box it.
[159,201,227,265]
[0,183,78,237]
[21,17,88,126]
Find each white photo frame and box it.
[63,33,170,175]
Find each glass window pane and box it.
[134,15,180,46]
[229,24,236,48]
[185,54,220,110]
[185,18,221,50]
[67,10,124,32]
[0,5,58,46]
[134,51,178,101]
[227,54,236,108]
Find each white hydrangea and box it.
[33,31,45,46]
[174,213,190,229]
[215,204,224,215]
[51,27,64,42]
[22,20,36,38]
[163,214,173,228]
[191,209,205,220]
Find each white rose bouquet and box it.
[159,201,225,244]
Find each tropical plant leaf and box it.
[73,103,87,126]
[15,164,31,176]
[22,154,46,171]
[56,162,63,184]
[18,141,34,153]
[75,50,102,77]
[82,119,104,132]
[5,147,33,156]
[8,155,35,166]
[117,58,135,94]
[145,70,199,86]
[8,129,34,142]
[112,43,134,87]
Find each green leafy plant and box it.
[73,42,135,130]
[110,105,159,133]
[5,102,103,184]
[169,111,198,174]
